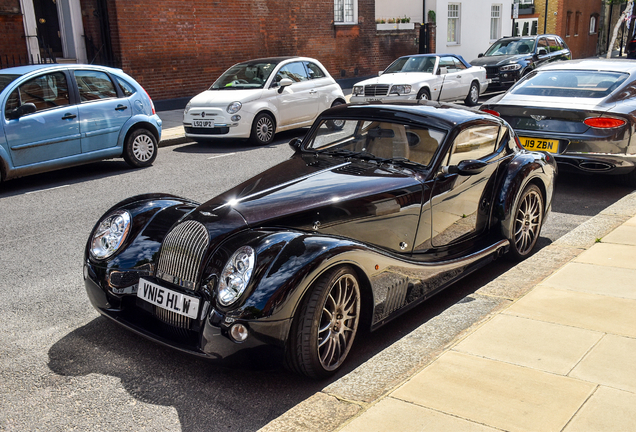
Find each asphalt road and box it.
[0,131,633,432]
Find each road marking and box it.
[208,153,236,160]
[25,185,70,195]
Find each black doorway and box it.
[33,0,63,58]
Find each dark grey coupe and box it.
[83,101,555,378]
[481,59,636,186]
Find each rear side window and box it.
[511,70,628,98]
[115,76,136,96]
[304,62,326,79]
[74,70,117,101]
[447,125,499,166]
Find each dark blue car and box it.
[0,64,161,184]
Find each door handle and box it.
[61,113,77,120]
[115,104,128,111]
[309,90,317,94]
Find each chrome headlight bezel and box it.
[352,85,364,96]
[227,101,242,114]
[390,84,412,95]
[90,210,132,260]
[217,246,255,306]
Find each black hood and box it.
[470,54,530,67]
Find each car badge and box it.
[201,112,206,118]
[530,115,546,121]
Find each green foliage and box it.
[428,10,436,23]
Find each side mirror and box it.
[277,78,293,93]
[288,137,302,153]
[441,159,487,176]
[437,67,448,76]
[537,48,548,56]
[7,103,36,120]
[478,53,484,58]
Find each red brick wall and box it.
[0,0,28,66]
[93,0,419,101]
[557,0,602,59]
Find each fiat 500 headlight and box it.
[227,101,242,114]
[90,210,131,260]
[217,246,255,306]
[390,84,412,95]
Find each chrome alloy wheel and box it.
[513,188,542,256]
[255,115,274,143]
[469,84,479,103]
[317,273,360,371]
[132,134,155,162]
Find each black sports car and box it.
[83,102,556,378]
[481,59,636,186]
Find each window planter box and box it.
[376,22,414,31]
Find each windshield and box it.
[511,70,628,98]
[484,39,535,56]
[210,61,277,90]
[304,119,446,167]
[384,56,437,74]
[0,74,22,93]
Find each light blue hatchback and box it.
[0,64,162,183]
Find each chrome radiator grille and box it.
[156,220,209,290]
[154,305,191,329]
[364,84,390,97]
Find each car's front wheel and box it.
[250,112,275,146]
[508,183,544,260]
[464,81,480,106]
[285,265,361,379]
[123,128,158,168]
[417,88,431,101]
[326,100,346,130]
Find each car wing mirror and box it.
[441,159,487,176]
[288,137,303,153]
[478,53,484,58]
[437,67,448,76]
[537,48,548,56]
[7,103,36,120]
[277,78,293,93]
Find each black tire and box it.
[464,81,480,106]
[285,265,361,379]
[508,184,544,260]
[123,128,157,168]
[249,112,275,146]
[417,88,431,101]
[326,100,346,130]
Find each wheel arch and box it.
[119,119,161,153]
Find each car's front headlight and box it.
[184,101,192,115]
[227,101,242,114]
[390,84,412,95]
[353,85,364,96]
[500,64,521,72]
[90,210,131,260]
[217,246,255,306]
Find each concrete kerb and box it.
[259,190,636,432]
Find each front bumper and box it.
[84,264,290,363]
[183,109,255,140]
[349,94,417,103]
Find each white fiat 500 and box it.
[350,54,488,107]
[183,56,346,145]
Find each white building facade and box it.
[376,0,513,62]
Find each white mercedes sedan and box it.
[183,57,346,145]
[350,54,488,106]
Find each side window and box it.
[438,56,457,73]
[447,125,500,166]
[74,70,117,102]
[537,37,548,53]
[5,89,20,118]
[115,76,136,97]
[453,58,467,70]
[275,62,309,83]
[304,62,326,79]
[14,72,70,113]
[547,37,560,52]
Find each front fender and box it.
[496,151,556,240]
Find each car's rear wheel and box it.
[417,88,431,101]
[508,184,544,260]
[285,265,361,379]
[326,100,345,130]
[464,81,480,106]
[123,128,158,168]
[250,112,275,146]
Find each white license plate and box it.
[137,278,200,319]
[365,97,383,102]
[192,119,215,128]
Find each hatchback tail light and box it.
[481,108,500,117]
[142,87,156,115]
[584,117,626,128]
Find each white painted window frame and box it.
[334,0,358,25]
[447,3,461,45]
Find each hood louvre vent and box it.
[336,165,367,176]
[156,220,209,290]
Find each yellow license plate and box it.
[519,136,559,154]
